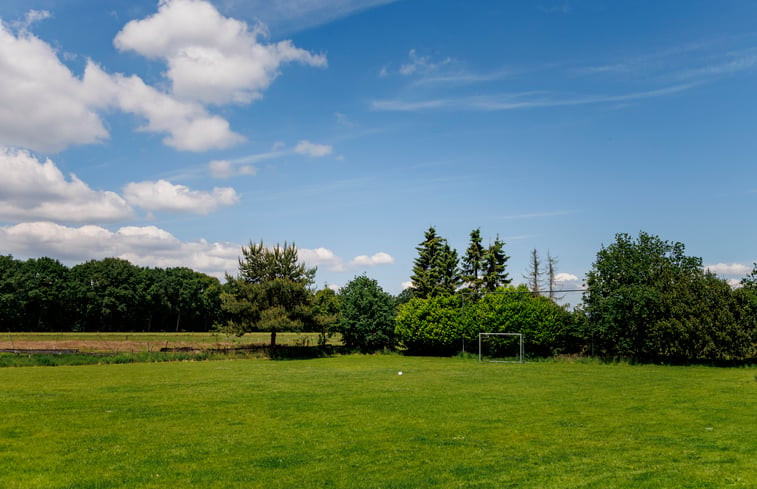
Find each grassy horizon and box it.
[1,356,754,488]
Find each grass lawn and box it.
[0,355,754,488]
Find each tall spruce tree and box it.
[438,242,462,296]
[482,235,511,292]
[410,227,460,298]
[462,228,485,293]
[410,227,443,298]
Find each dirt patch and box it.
[0,339,243,353]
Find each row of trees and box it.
[0,256,222,332]
[2,229,755,361]
[393,229,757,361]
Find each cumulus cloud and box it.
[352,252,395,267]
[0,21,109,152]
[114,0,327,105]
[704,262,751,276]
[554,272,579,282]
[123,179,239,214]
[294,140,333,157]
[0,18,242,152]
[0,147,133,223]
[299,247,346,272]
[0,221,240,278]
[83,62,243,151]
[0,221,388,280]
[401,280,413,290]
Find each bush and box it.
[337,275,395,352]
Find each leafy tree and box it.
[221,241,316,346]
[482,236,510,292]
[310,287,340,345]
[583,231,754,360]
[461,228,485,292]
[69,258,142,331]
[337,275,395,351]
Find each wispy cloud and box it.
[222,0,398,35]
[208,140,334,178]
[371,83,699,112]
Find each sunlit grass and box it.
[0,356,754,488]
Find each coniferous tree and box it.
[462,228,485,293]
[546,252,562,301]
[482,235,510,292]
[437,242,462,296]
[524,248,543,295]
[410,227,443,298]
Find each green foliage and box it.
[461,228,485,292]
[337,275,395,351]
[410,227,461,298]
[396,287,577,356]
[395,295,464,355]
[482,235,510,292]
[473,285,577,356]
[220,241,317,346]
[584,231,756,360]
[311,287,341,345]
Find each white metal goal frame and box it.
[478,332,524,363]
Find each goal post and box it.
[478,333,524,363]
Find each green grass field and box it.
[0,355,754,488]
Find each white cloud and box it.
[114,0,327,105]
[123,179,239,214]
[705,262,751,276]
[554,272,579,282]
[727,278,743,289]
[0,18,242,153]
[299,247,345,272]
[401,281,413,290]
[351,252,395,267]
[294,140,333,157]
[224,0,398,35]
[0,220,392,280]
[83,62,244,151]
[0,147,133,223]
[398,49,452,76]
[0,221,240,278]
[0,21,109,152]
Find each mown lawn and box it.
[0,356,754,488]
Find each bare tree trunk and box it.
[270,329,277,348]
[175,310,181,332]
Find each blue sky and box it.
[0,0,756,296]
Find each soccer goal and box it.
[478,333,524,363]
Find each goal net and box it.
[478,333,524,363]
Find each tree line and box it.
[2,229,756,361]
[0,256,222,332]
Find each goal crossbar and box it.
[478,333,524,363]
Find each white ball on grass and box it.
[398,371,403,376]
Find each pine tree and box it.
[461,228,485,292]
[482,235,510,292]
[410,227,443,298]
[437,242,462,296]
